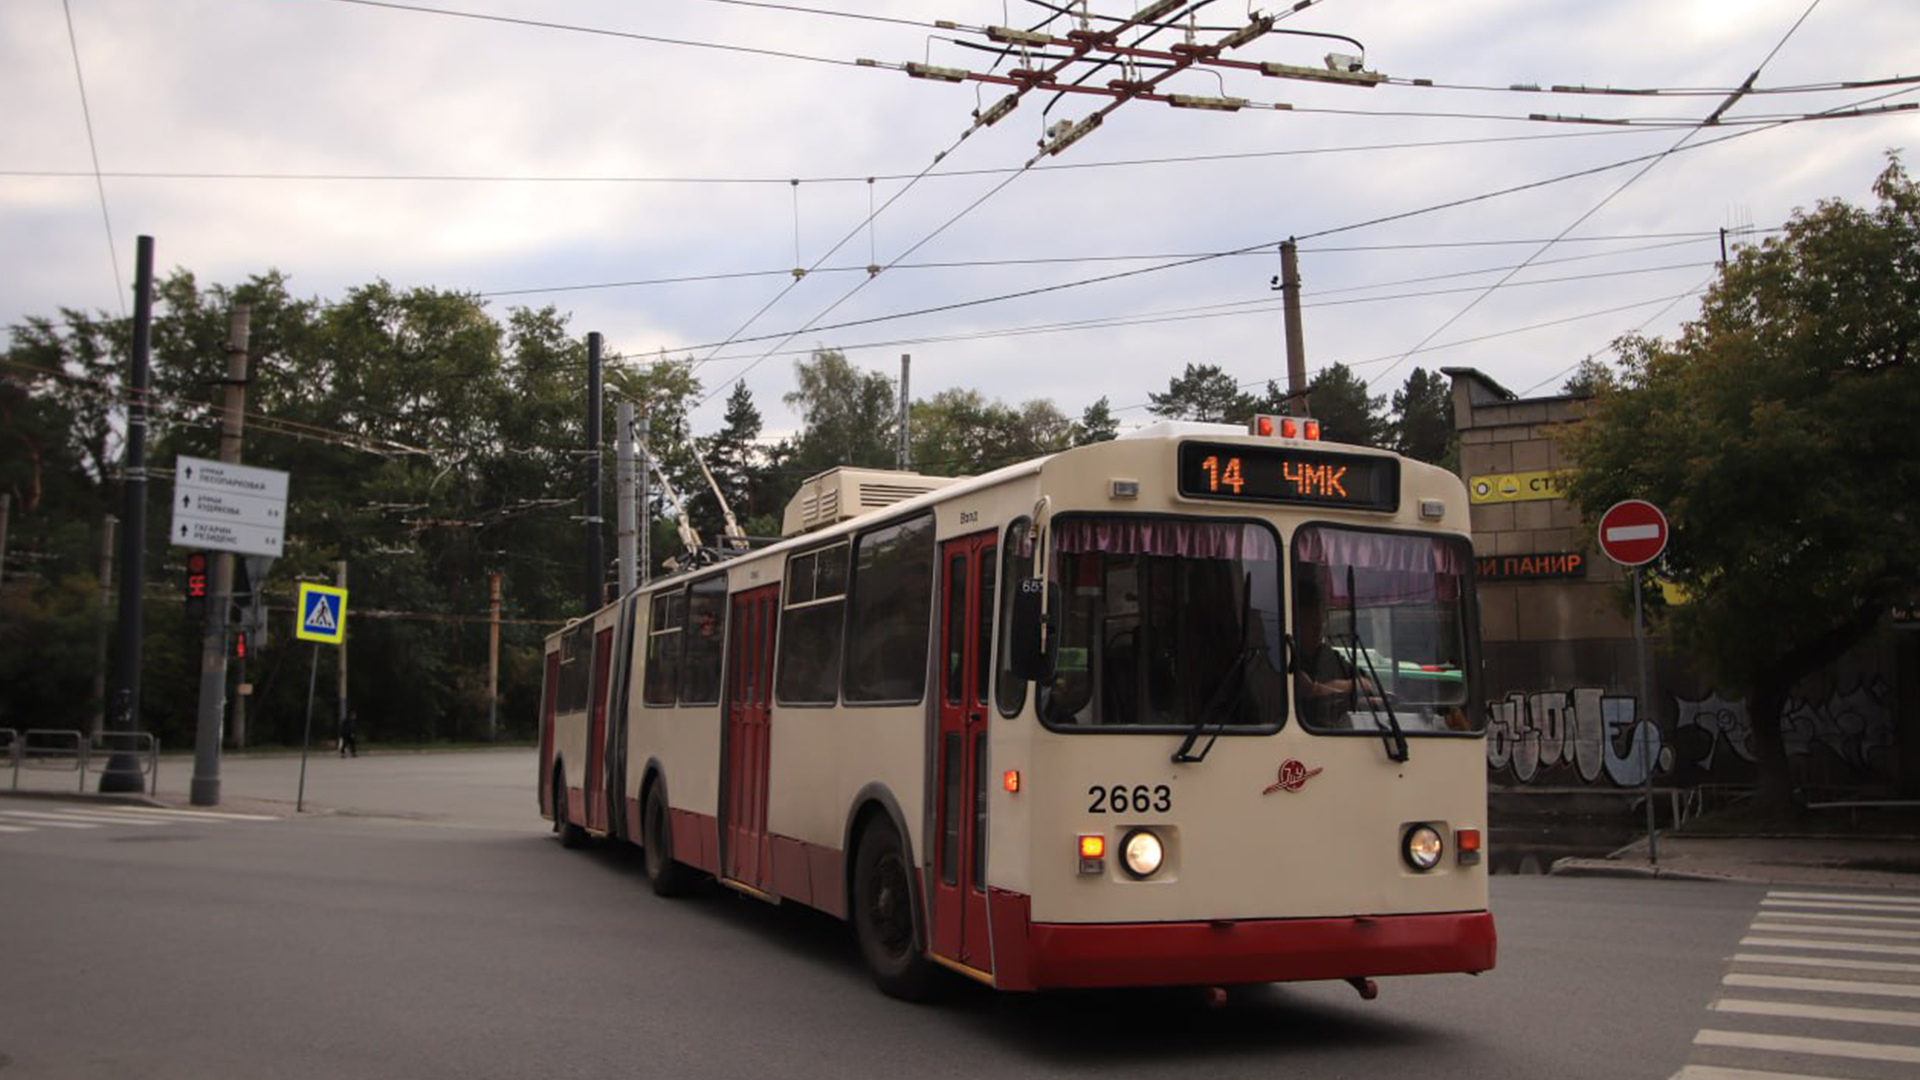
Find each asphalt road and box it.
[1,750,1768,1080]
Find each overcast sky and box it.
[4,0,1915,440]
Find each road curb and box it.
[1548,857,1743,883]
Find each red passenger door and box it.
[584,627,614,832]
[724,585,779,890]
[932,532,996,972]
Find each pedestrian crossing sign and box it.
[296,583,349,644]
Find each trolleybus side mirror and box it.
[1008,578,1058,682]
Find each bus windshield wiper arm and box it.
[1344,565,1409,763]
[1171,644,1254,764]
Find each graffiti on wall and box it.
[1489,676,1897,785]
[1486,687,1669,787]
[1674,676,1896,774]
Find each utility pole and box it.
[0,492,10,602]
[637,414,651,586]
[190,304,250,806]
[335,560,348,746]
[585,332,604,610]
[1278,239,1309,416]
[897,354,911,470]
[103,235,155,793]
[91,515,116,740]
[488,572,501,742]
[616,401,636,596]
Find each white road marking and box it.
[1725,972,1920,999]
[90,805,279,821]
[0,823,34,833]
[1768,890,1920,907]
[1743,936,1920,957]
[1758,910,1920,927]
[11,809,168,826]
[1749,922,1920,941]
[0,812,99,829]
[1672,1065,1864,1080]
[1712,997,1920,1029]
[1764,898,1920,915]
[1694,1029,1920,1064]
[1734,952,1920,975]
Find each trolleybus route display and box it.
[1176,441,1400,511]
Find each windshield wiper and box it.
[1346,566,1410,763]
[1171,575,1255,764]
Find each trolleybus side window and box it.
[1038,517,1283,731]
[644,590,686,706]
[995,518,1034,718]
[680,575,728,705]
[1289,525,1478,735]
[843,514,935,704]
[777,541,849,705]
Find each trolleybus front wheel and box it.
[852,821,937,1001]
[642,782,696,897]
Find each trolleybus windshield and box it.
[1291,525,1478,735]
[1039,517,1284,731]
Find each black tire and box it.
[642,781,696,897]
[554,773,587,849]
[851,820,938,1001]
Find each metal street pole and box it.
[637,414,651,586]
[102,235,155,793]
[190,305,250,806]
[488,572,501,742]
[898,354,911,470]
[1634,566,1658,865]
[585,332,604,611]
[297,644,319,812]
[616,401,635,596]
[335,560,348,744]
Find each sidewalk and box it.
[1552,833,1920,890]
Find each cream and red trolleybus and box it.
[538,417,1494,999]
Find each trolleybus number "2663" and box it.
[1087,784,1173,813]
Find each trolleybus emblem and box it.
[1262,759,1323,795]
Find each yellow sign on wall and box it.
[1468,470,1566,504]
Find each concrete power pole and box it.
[897,354,911,471]
[1279,239,1309,416]
[488,572,501,742]
[637,414,651,586]
[616,401,636,596]
[190,304,250,806]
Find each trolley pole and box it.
[102,235,155,793]
[190,304,250,806]
[335,560,348,743]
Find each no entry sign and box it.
[1598,499,1668,566]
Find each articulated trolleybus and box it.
[539,416,1494,999]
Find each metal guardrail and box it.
[6,729,159,796]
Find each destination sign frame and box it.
[170,455,290,557]
[1175,441,1399,512]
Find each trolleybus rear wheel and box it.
[642,782,695,897]
[852,821,937,1000]
[553,773,586,849]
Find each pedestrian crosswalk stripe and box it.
[1768,890,1920,907]
[1726,972,1920,999]
[1764,897,1920,915]
[1744,935,1920,957]
[4,809,167,826]
[1712,998,1920,1029]
[1760,910,1920,927]
[1749,922,1920,941]
[0,823,33,833]
[1733,952,1920,975]
[89,805,278,821]
[1672,1065,1859,1080]
[1694,1028,1920,1064]
[0,812,99,828]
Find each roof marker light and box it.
[1304,419,1322,441]
[1281,418,1299,439]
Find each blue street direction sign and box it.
[171,456,290,557]
[296,583,348,645]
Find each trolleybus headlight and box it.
[1402,825,1444,871]
[1120,828,1164,879]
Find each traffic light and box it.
[183,551,210,622]
[233,630,248,659]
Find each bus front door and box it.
[724,585,779,891]
[933,532,996,973]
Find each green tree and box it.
[1305,362,1387,446]
[1389,366,1454,465]
[910,390,1072,476]
[1074,395,1120,445]
[1147,363,1257,423]
[1561,356,1620,397]
[784,349,897,474]
[692,380,765,541]
[1560,156,1920,810]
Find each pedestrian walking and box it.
[339,708,358,758]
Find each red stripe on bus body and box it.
[1020,910,1496,990]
